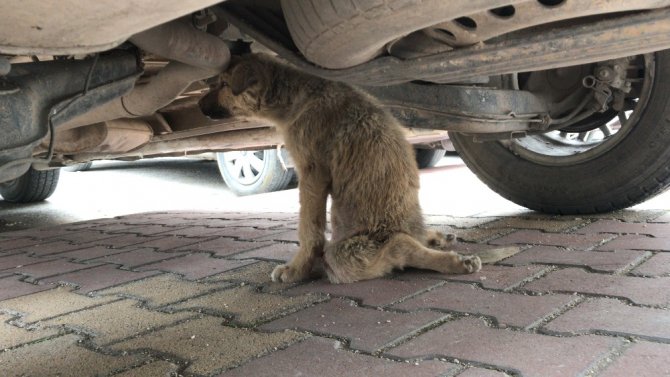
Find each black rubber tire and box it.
[62,162,93,172]
[415,148,446,169]
[280,0,454,69]
[451,50,670,215]
[0,167,60,203]
[216,149,294,196]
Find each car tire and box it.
[451,51,670,214]
[415,148,445,169]
[62,162,93,172]
[216,149,294,196]
[0,167,60,203]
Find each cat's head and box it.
[199,54,271,120]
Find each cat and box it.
[199,53,482,283]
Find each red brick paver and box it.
[1,210,669,376]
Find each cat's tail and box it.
[324,232,482,284]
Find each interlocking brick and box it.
[0,237,51,252]
[0,275,51,301]
[42,299,193,345]
[0,253,56,271]
[203,261,279,285]
[203,226,286,241]
[170,286,320,324]
[400,265,549,290]
[146,225,229,238]
[255,229,300,243]
[631,253,670,276]
[225,218,287,229]
[0,286,116,323]
[387,317,618,377]
[106,224,188,236]
[424,215,498,228]
[232,242,298,263]
[0,334,141,376]
[40,264,160,293]
[15,259,101,282]
[87,248,187,269]
[114,361,180,377]
[112,316,305,375]
[525,268,670,306]
[393,282,574,328]
[585,210,665,222]
[138,253,254,280]
[50,229,120,244]
[261,298,445,352]
[650,213,670,223]
[0,313,59,349]
[502,246,646,272]
[16,240,89,257]
[483,217,587,232]
[98,274,228,308]
[127,235,219,252]
[598,235,670,251]
[575,220,670,237]
[545,298,670,340]
[221,337,458,377]
[287,278,441,307]
[173,237,272,257]
[54,245,128,261]
[489,230,609,249]
[599,341,670,377]
[457,368,511,377]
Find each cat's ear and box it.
[229,62,259,96]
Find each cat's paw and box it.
[459,254,482,274]
[271,264,309,283]
[426,230,458,250]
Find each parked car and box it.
[2,1,670,213]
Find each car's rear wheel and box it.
[451,51,670,214]
[216,149,294,196]
[415,148,446,169]
[0,167,60,203]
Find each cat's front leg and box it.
[271,173,329,283]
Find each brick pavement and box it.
[0,210,669,376]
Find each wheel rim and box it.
[505,54,655,166]
[222,150,266,186]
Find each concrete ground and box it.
[1,157,669,376]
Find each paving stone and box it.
[599,341,670,377]
[423,215,498,228]
[106,224,187,236]
[98,274,228,308]
[574,220,670,237]
[137,253,254,280]
[221,336,458,377]
[173,237,272,257]
[254,229,300,243]
[50,229,121,244]
[393,282,575,328]
[286,278,442,307]
[399,265,549,290]
[0,275,51,301]
[544,298,670,340]
[204,227,286,241]
[0,253,56,271]
[482,217,587,232]
[17,240,90,257]
[203,261,280,285]
[55,245,129,261]
[113,361,180,377]
[525,268,670,306]
[0,334,141,376]
[584,209,665,222]
[457,368,512,377]
[0,313,59,349]
[489,230,610,249]
[502,246,647,272]
[0,237,52,252]
[127,235,219,252]
[261,298,445,353]
[170,285,320,324]
[88,234,163,249]
[224,218,288,229]
[631,253,670,276]
[88,248,187,269]
[0,286,116,323]
[232,242,298,263]
[145,225,227,238]
[40,264,160,293]
[650,213,670,223]
[112,316,305,375]
[42,299,194,345]
[387,317,618,377]
[14,259,101,282]
[598,235,670,251]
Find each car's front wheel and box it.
[0,167,60,203]
[216,149,295,196]
[451,51,670,214]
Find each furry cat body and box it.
[199,54,481,283]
